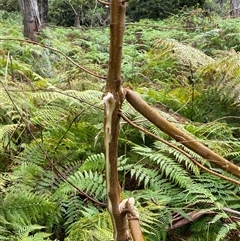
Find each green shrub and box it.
[49,0,109,27]
[0,0,19,12]
[126,0,205,22]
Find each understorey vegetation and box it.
[0,6,240,241]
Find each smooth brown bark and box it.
[129,218,145,241]
[126,89,240,179]
[104,0,130,241]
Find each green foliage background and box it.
[0,5,240,241]
[1,0,205,26]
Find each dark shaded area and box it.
[126,0,205,22]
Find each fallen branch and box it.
[170,205,240,230]
[169,210,216,230]
[119,112,240,186]
[125,89,240,179]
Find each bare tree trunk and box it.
[103,0,131,240]
[230,0,240,17]
[38,0,48,25]
[65,0,81,28]
[74,13,81,28]
[19,0,41,41]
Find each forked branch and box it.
[104,0,133,240]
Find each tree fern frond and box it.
[16,143,47,165]
[0,124,22,142]
[64,89,102,104]
[93,227,114,241]
[198,52,240,104]
[62,196,85,233]
[66,211,113,241]
[210,212,229,225]
[11,162,45,189]
[31,106,70,126]
[16,224,51,241]
[137,202,169,241]
[0,191,55,232]
[132,145,193,188]
[153,38,214,69]
[215,222,239,241]
[78,153,105,173]
[193,172,240,209]
[185,183,218,205]
[154,140,201,174]
[80,205,100,218]
[54,170,106,201]
[0,58,45,82]
[125,163,162,190]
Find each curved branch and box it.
[0,38,107,79]
[97,0,110,6]
[119,112,240,186]
[126,89,240,179]
[169,210,216,230]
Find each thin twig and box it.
[119,112,240,186]
[125,22,197,30]
[1,52,24,151]
[53,110,86,153]
[27,123,107,207]
[0,38,107,79]
[1,66,106,207]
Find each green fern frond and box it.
[210,212,229,225]
[0,58,45,82]
[16,224,51,241]
[153,38,214,69]
[62,196,85,233]
[0,190,55,240]
[215,222,239,241]
[31,89,102,108]
[54,170,106,201]
[194,172,240,209]
[138,203,168,240]
[185,183,218,205]
[93,227,114,241]
[16,143,47,165]
[154,140,201,174]
[0,124,21,142]
[122,163,162,189]
[1,191,55,226]
[31,106,69,126]
[78,153,105,173]
[198,52,240,104]
[11,162,45,188]
[132,145,193,188]
[66,211,113,241]
[64,89,102,104]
